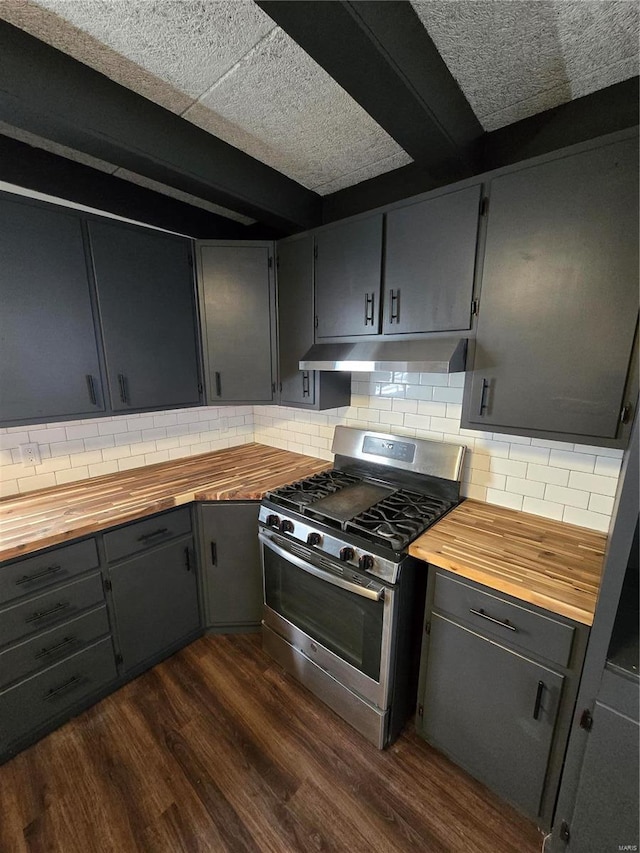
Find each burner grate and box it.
[265,469,361,511]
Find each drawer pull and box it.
[43,674,83,701]
[210,541,218,565]
[15,564,62,586]
[34,636,77,660]
[533,680,545,720]
[184,547,192,572]
[137,527,169,543]
[469,607,517,632]
[25,601,70,624]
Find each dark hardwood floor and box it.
[0,635,544,853]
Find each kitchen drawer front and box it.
[0,605,111,689]
[0,573,105,649]
[0,539,99,606]
[432,571,575,667]
[0,637,116,752]
[103,507,192,563]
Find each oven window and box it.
[263,545,383,680]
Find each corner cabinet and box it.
[196,241,277,404]
[88,220,202,412]
[416,570,589,829]
[276,234,351,410]
[462,135,639,446]
[0,194,106,423]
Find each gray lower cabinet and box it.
[106,511,201,672]
[196,241,277,404]
[0,194,105,424]
[417,569,589,829]
[462,135,638,446]
[382,184,482,335]
[88,219,202,412]
[276,234,351,410]
[198,502,263,631]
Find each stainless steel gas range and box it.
[258,426,465,748]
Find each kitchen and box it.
[0,2,638,851]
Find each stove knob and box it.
[266,514,280,528]
[359,554,375,572]
[339,546,355,562]
[307,532,322,546]
[280,519,294,534]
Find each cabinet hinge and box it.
[480,197,489,217]
[314,314,319,329]
[471,298,479,316]
[314,244,318,260]
[620,403,632,424]
[425,620,431,636]
[417,704,424,718]
[579,708,593,731]
[115,653,123,665]
[559,820,570,844]
[104,579,112,591]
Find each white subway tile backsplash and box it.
[508,445,550,465]
[55,467,88,485]
[432,387,464,404]
[549,449,596,472]
[392,399,418,414]
[526,464,570,487]
[65,424,99,440]
[544,483,589,509]
[88,461,119,478]
[574,443,623,458]
[30,427,66,444]
[588,493,615,516]
[505,477,546,499]
[568,470,618,496]
[17,472,57,491]
[594,456,623,478]
[417,401,447,418]
[562,506,610,533]
[486,489,524,511]
[522,496,564,521]
[488,458,527,478]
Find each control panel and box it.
[362,435,416,463]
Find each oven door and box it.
[259,531,396,709]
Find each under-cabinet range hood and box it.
[299,338,467,373]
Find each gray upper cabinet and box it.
[383,185,482,335]
[197,241,276,404]
[0,196,105,424]
[315,214,383,338]
[463,137,639,444]
[276,235,351,410]
[88,220,201,413]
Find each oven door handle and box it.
[260,534,385,602]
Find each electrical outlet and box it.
[19,443,41,466]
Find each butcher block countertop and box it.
[409,499,607,626]
[0,443,330,563]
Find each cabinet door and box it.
[109,539,200,672]
[420,613,563,820]
[198,243,275,403]
[315,215,382,338]
[464,138,638,441]
[0,196,105,423]
[88,220,201,412]
[567,698,639,853]
[277,236,315,406]
[199,503,262,629]
[383,185,481,334]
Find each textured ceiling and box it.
[411,0,639,131]
[0,0,637,222]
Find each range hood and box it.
[299,338,467,373]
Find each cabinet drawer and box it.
[0,573,105,649]
[104,507,192,563]
[0,539,99,606]
[0,605,111,689]
[0,637,116,752]
[432,571,575,667]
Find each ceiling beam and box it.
[0,20,321,233]
[256,0,483,181]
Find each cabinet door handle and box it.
[364,292,375,326]
[86,374,98,405]
[302,371,310,397]
[117,373,129,405]
[389,289,400,323]
[25,601,70,624]
[210,541,217,565]
[478,378,489,415]
[184,547,192,572]
[34,636,77,660]
[43,674,83,701]
[469,607,517,632]
[15,564,62,586]
[137,527,169,543]
[533,681,545,720]
[215,371,222,397]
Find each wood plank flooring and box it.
[0,635,544,853]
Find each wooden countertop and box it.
[0,444,330,563]
[409,499,607,626]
